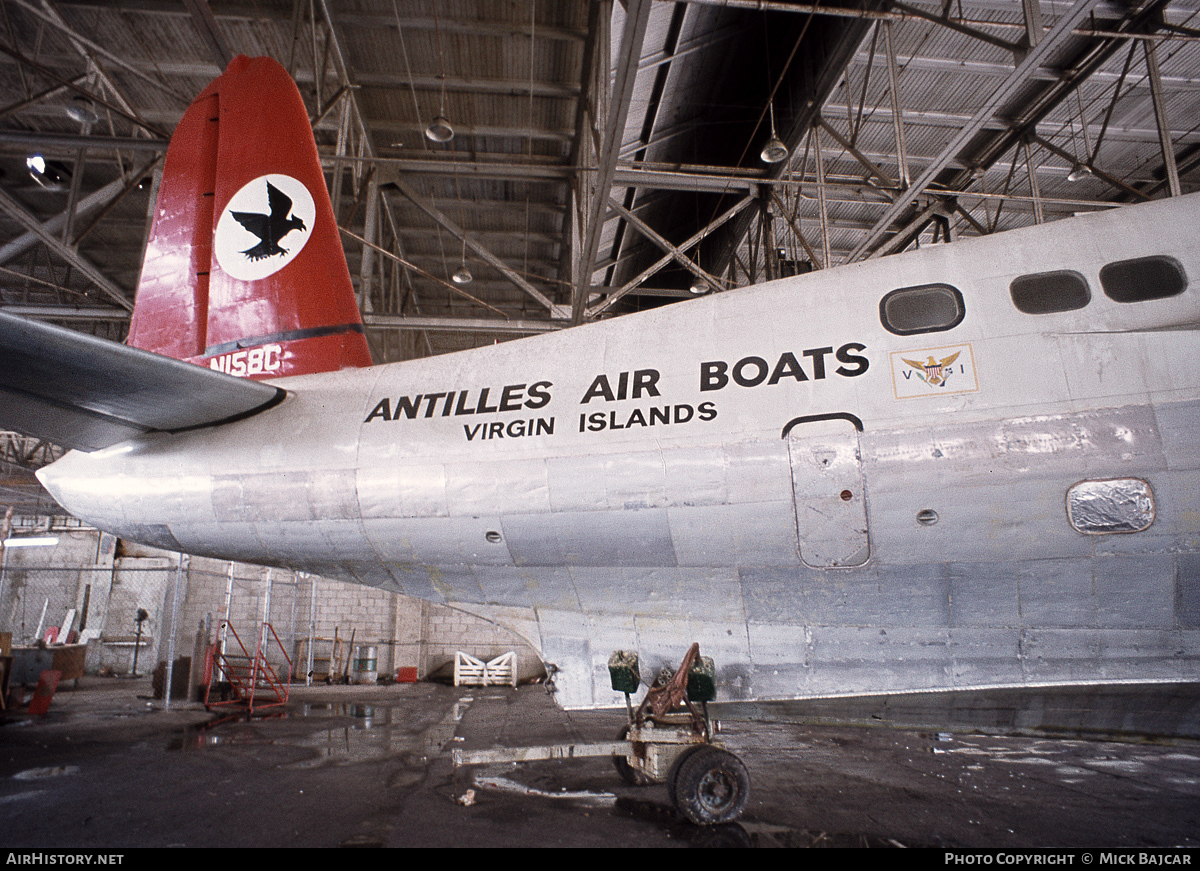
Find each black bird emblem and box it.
[231,180,307,261]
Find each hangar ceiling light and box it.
[425,114,454,143]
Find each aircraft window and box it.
[1099,256,1187,303]
[1010,271,1091,314]
[879,284,965,335]
[1067,478,1155,534]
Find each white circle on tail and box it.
[214,174,315,281]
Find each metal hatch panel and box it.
[786,415,869,568]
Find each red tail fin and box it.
[127,55,372,379]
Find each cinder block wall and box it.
[420,600,545,682]
[0,523,543,684]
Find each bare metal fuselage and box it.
[39,195,1200,708]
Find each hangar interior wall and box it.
[0,527,543,688]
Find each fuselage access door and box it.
[785,413,870,568]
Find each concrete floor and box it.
[1,677,1199,849]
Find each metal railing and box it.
[204,620,292,714]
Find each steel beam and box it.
[0,187,132,311]
[319,155,574,182]
[815,117,895,188]
[0,44,168,140]
[813,127,831,268]
[360,176,380,313]
[587,194,753,318]
[388,178,556,311]
[669,0,1175,43]
[363,315,563,335]
[0,130,167,153]
[1144,38,1182,197]
[560,0,605,299]
[1023,139,1045,225]
[638,21,741,73]
[0,304,129,322]
[1022,0,1045,48]
[889,1,1022,53]
[339,225,511,320]
[61,145,88,245]
[818,100,1200,149]
[9,0,188,107]
[931,0,1177,210]
[315,0,408,334]
[0,74,86,121]
[570,0,652,325]
[611,166,760,194]
[770,192,823,271]
[1030,134,1149,202]
[349,71,579,99]
[870,197,956,259]
[846,0,1102,262]
[0,173,135,266]
[883,21,911,188]
[845,49,1200,90]
[361,118,574,142]
[183,0,234,69]
[315,12,587,43]
[607,198,724,293]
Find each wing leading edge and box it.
[0,311,286,452]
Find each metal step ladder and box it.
[204,620,291,715]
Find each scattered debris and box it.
[473,772,616,806]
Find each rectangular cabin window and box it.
[1099,256,1187,303]
[879,284,965,336]
[1010,271,1091,314]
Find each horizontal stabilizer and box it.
[0,311,285,452]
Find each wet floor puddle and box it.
[170,696,473,769]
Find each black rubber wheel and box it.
[666,744,704,808]
[613,725,653,786]
[670,745,750,825]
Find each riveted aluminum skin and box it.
[38,192,1200,710]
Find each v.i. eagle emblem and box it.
[214,174,316,282]
[231,180,307,261]
[902,351,961,387]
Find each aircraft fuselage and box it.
[39,194,1200,709]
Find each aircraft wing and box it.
[0,311,286,452]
